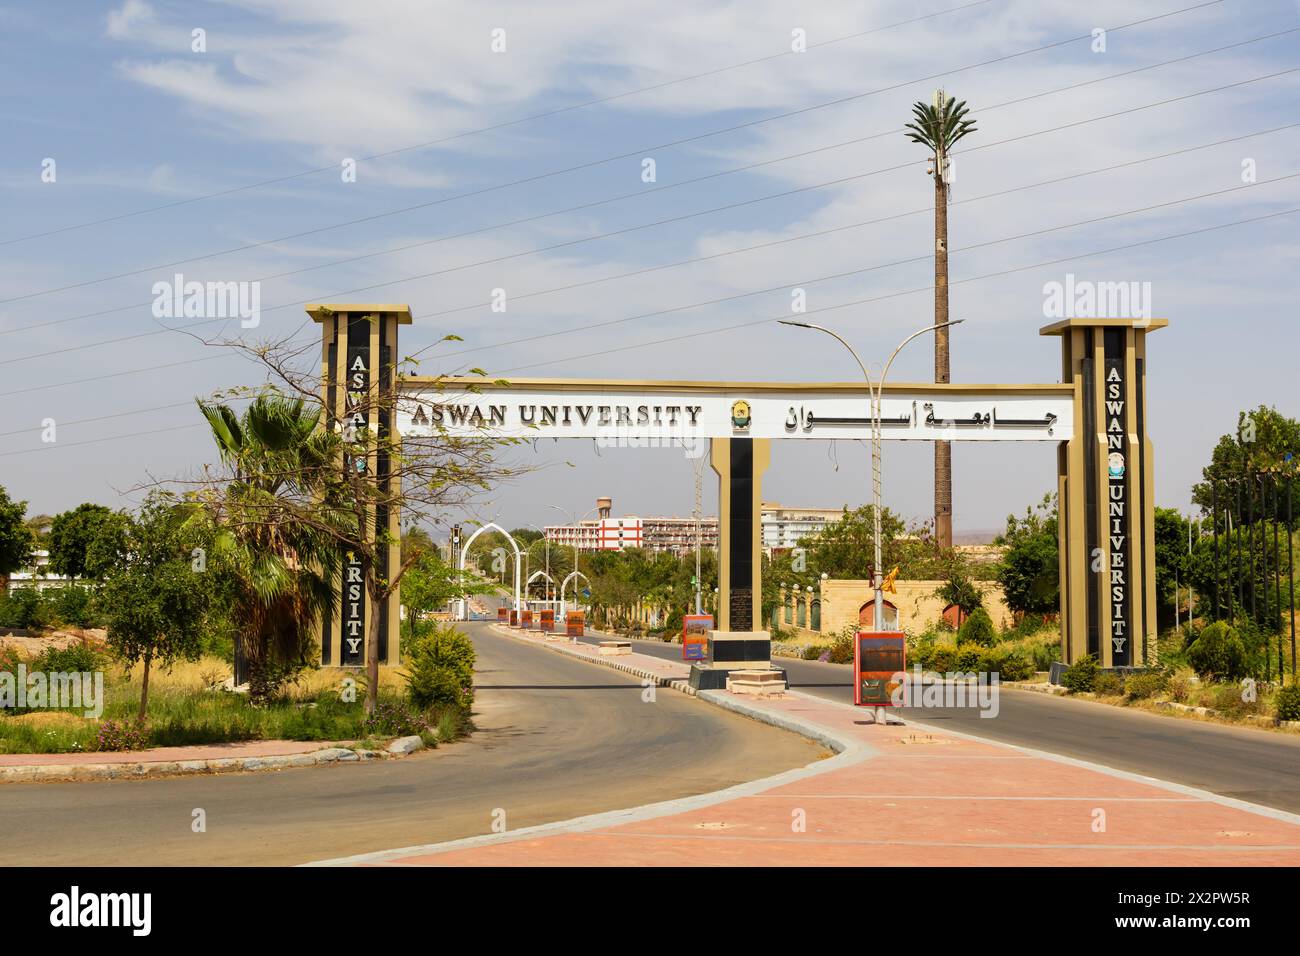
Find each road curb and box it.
[0,744,411,784]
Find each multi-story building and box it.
[544,498,836,557]
[759,502,845,553]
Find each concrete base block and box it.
[725,668,787,697]
[598,641,632,656]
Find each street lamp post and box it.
[779,319,964,632]
[550,504,599,615]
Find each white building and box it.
[5,550,74,592]
[759,502,845,553]
[544,498,841,557]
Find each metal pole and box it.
[1212,482,1220,619]
[1272,475,1283,679]
[1288,476,1296,682]
[1187,511,1193,628]
[779,317,962,635]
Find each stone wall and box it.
[775,579,1013,642]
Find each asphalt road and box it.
[0,623,824,866]
[576,630,1300,813]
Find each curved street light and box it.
[778,318,965,631]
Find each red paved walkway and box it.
[338,629,1300,867]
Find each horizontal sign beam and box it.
[395,380,1073,442]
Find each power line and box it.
[425,122,1300,360]
[0,0,1001,248]
[9,63,1295,366]
[7,19,1288,313]
[0,353,233,398]
[3,204,1291,459]
[0,0,1225,307]
[494,206,1300,373]
[14,167,1293,434]
[474,172,1300,365]
[0,422,202,458]
[0,400,200,439]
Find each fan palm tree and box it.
[906,90,977,550]
[196,395,345,703]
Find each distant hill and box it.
[953,529,1002,546]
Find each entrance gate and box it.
[311,305,1164,670]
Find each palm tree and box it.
[906,90,977,550]
[196,395,344,704]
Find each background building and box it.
[544,497,842,557]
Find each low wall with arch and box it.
[776,579,1013,642]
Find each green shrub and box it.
[826,627,856,665]
[1211,681,1260,717]
[96,719,148,752]
[1061,654,1099,693]
[923,646,958,673]
[1275,684,1300,721]
[0,589,52,630]
[956,607,997,647]
[1093,672,1124,696]
[51,586,98,628]
[1187,622,1248,681]
[33,642,103,674]
[403,623,476,711]
[363,699,428,738]
[1027,640,1061,671]
[800,644,824,661]
[1124,669,1168,700]
[1167,666,1196,703]
[983,649,1034,682]
[955,643,984,670]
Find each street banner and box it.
[521,609,533,628]
[497,607,508,622]
[854,631,905,707]
[682,614,713,662]
[540,609,555,632]
[509,609,518,627]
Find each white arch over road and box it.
[457,522,521,620]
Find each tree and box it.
[805,504,908,581]
[23,514,54,549]
[0,485,35,590]
[906,90,977,550]
[48,503,129,580]
[1153,507,1190,630]
[935,561,983,628]
[186,327,520,715]
[192,394,345,704]
[995,493,1059,617]
[509,527,543,545]
[1191,406,1300,524]
[401,547,501,641]
[100,497,211,721]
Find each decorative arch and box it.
[458,522,521,619]
[559,570,590,618]
[858,599,898,631]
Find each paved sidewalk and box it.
[0,739,342,768]
[319,627,1300,867]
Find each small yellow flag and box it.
[882,566,899,594]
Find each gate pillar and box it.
[1044,318,1166,668]
[310,303,410,667]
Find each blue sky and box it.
[1,0,1298,536]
